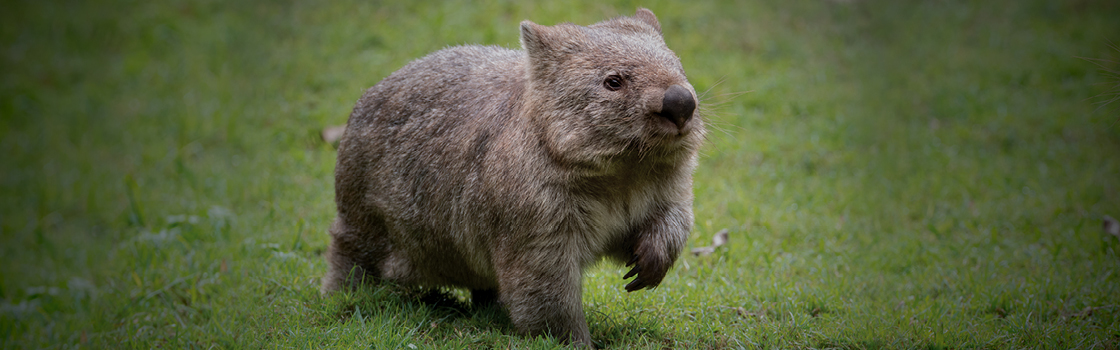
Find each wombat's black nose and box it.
[661,84,695,130]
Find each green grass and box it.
[3,0,1119,348]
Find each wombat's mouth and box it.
[652,112,697,138]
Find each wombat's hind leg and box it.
[321,218,385,294]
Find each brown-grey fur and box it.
[322,8,705,346]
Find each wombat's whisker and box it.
[1079,40,1120,113]
[697,76,729,101]
[705,90,753,102]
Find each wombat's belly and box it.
[375,217,499,289]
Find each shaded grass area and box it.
[2,0,1119,348]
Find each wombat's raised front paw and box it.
[623,248,672,292]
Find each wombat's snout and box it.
[660,84,696,130]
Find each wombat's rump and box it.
[323,8,705,346]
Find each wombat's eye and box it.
[603,75,624,91]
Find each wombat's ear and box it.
[520,20,550,60]
[521,20,575,66]
[634,8,662,34]
[521,21,585,70]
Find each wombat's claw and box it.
[623,255,641,281]
[624,276,645,292]
[623,265,640,280]
[623,261,648,292]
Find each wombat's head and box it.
[520,8,704,168]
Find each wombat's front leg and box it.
[495,248,592,347]
[624,205,692,292]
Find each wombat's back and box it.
[333,45,528,288]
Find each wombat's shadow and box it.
[328,283,673,348]
[415,288,675,348]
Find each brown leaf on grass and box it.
[691,247,715,256]
[994,306,1008,318]
[1104,215,1120,238]
[734,306,767,319]
[691,229,729,256]
[1064,305,1119,319]
[1073,306,1095,318]
[321,125,347,144]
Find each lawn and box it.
[2,0,1119,348]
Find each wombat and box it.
[322,8,705,346]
